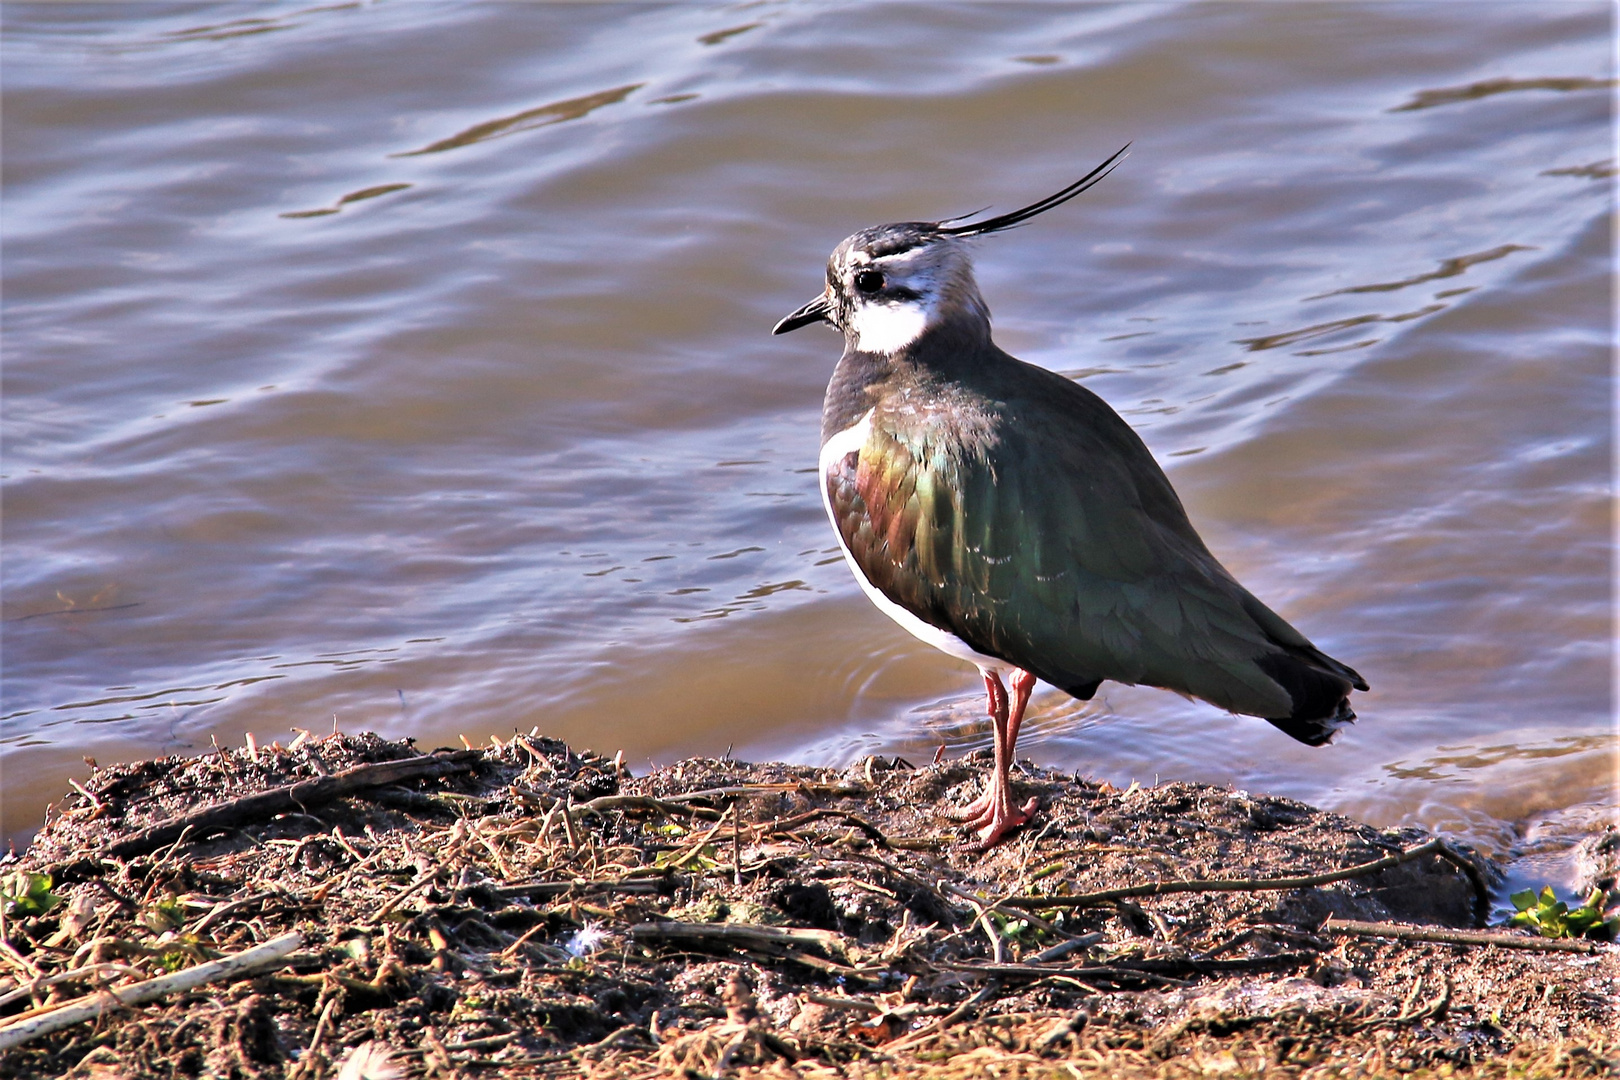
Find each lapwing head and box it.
[772,145,1129,356]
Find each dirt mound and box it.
[1,733,1613,1077]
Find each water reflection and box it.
[396,84,644,157]
[1,4,1611,863]
[1393,75,1617,113]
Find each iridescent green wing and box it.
[827,369,1333,718]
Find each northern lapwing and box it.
[772,147,1368,848]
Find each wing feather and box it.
[825,354,1355,721]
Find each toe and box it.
[947,792,993,822]
[970,800,1039,849]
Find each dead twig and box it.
[939,880,1071,943]
[362,867,440,928]
[293,987,341,1080]
[490,877,669,901]
[0,932,303,1051]
[1026,934,1104,963]
[189,890,277,936]
[940,880,1010,963]
[805,993,885,1014]
[884,980,1001,1053]
[44,751,483,882]
[1004,838,1488,924]
[628,920,851,961]
[1322,917,1602,954]
[936,959,1189,988]
[574,793,725,820]
[1354,973,1452,1031]
[0,963,146,1011]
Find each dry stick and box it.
[442,1032,519,1054]
[421,1024,455,1077]
[628,920,851,959]
[0,963,146,1011]
[575,782,864,820]
[490,877,668,901]
[768,807,894,846]
[535,799,564,843]
[1322,918,1602,954]
[939,880,1069,942]
[806,993,886,1015]
[574,794,723,820]
[44,750,483,881]
[361,867,439,929]
[940,880,1008,964]
[143,824,199,892]
[1101,950,1316,976]
[665,782,859,803]
[560,798,581,850]
[497,922,556,962]
[266,972,393,1003]
[658,816,731,871]
[937,959,1189,987]
[0,931,303,1051]
[1003,837,1489,923]
[0,933,41,981]
[190,890,277,936]
[839,850,960,920]
[883,980,1002,1054]
[1027,933,1105,963]
[295,990,341,1080]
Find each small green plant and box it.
[652,843,719,872]
[987,910,1047,946]
[140,896,188,933]
[1507,886,1618,941]
[0,871,63,917]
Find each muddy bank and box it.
[1,733,1614,1078]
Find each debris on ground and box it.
[1,732,1614,1078]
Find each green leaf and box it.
[651,843,719,871]
[0,871,63,917]
[140,896,188,933]
[1503,883,1620,940]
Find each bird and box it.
[771,147,1368,849]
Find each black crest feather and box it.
[937,144,1130,237]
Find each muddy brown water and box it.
[2,5,1614,899]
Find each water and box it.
[3,3,1614,889]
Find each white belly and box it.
[819,411,1013,678]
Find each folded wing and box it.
[824,357,1366,738]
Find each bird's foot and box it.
[967,795,1039,850]
[949,788,1039,849]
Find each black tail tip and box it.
[1264,696,1356,747]
[1254,651,1363,746]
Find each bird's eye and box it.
[854,269,885,294]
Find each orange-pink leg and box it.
[949,667,1039,848]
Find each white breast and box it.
[819,410,1012,677]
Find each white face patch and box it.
[849,248,944,355]
[850,299,932,355]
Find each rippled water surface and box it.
[3,3,1614,877]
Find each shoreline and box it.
[1,731,1614,1077]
